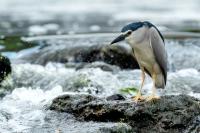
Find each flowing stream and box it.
[0,36,200,133]
[0,0,200,132]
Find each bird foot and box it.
[132,95,145,103]
[146,95,160,101]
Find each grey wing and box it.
[149,27,168,84]
[131,47,140,69]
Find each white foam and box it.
[90,25,101,32]
[0,86,64,132]
[189,92,200,99]
[0,63,200,132]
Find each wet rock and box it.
[74,44,103,63]
[102,45,139,69]
[106,94,126,101]
[74,44,139,69]
[20,35,200,71]
[50,94,200,133]
[19,38,139,69]
[38,111,133,133]
[49,94,98,114]
[0,55,11,84]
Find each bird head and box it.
[110,22,148,45]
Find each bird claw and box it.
[146,95,160,101]
[132,95,145,103]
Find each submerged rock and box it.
[50,94,200,133]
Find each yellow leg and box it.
[146,73,160,101]
[133,69,146,102]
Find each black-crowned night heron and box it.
[110,21,167,102]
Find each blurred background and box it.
[1,0,200,36]
[0,1,200,133]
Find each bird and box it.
[110,21,167,102]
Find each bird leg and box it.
[146,73,160,101]
[133,69,146,102]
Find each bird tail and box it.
[155,74,166,89]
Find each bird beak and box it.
[110,34,126,45]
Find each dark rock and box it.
[0,55,12,97]
[49,94,98,114]
[102,45,139,69]
[74,44,139,70]
[74,44,139,69]
[49,94,200,133]
[74,45,103,63]
[0,55,11,84]
[19,38,139,69]
[106,94,126,101]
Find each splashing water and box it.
[0,61,200,132]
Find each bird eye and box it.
[127,31,132,35]
[125,31,132,37]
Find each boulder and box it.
[19,39,139,69]
[74,44,139,69]
[102,45,139,69]
[49,94,200,133]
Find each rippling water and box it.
[0,0,200,132]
